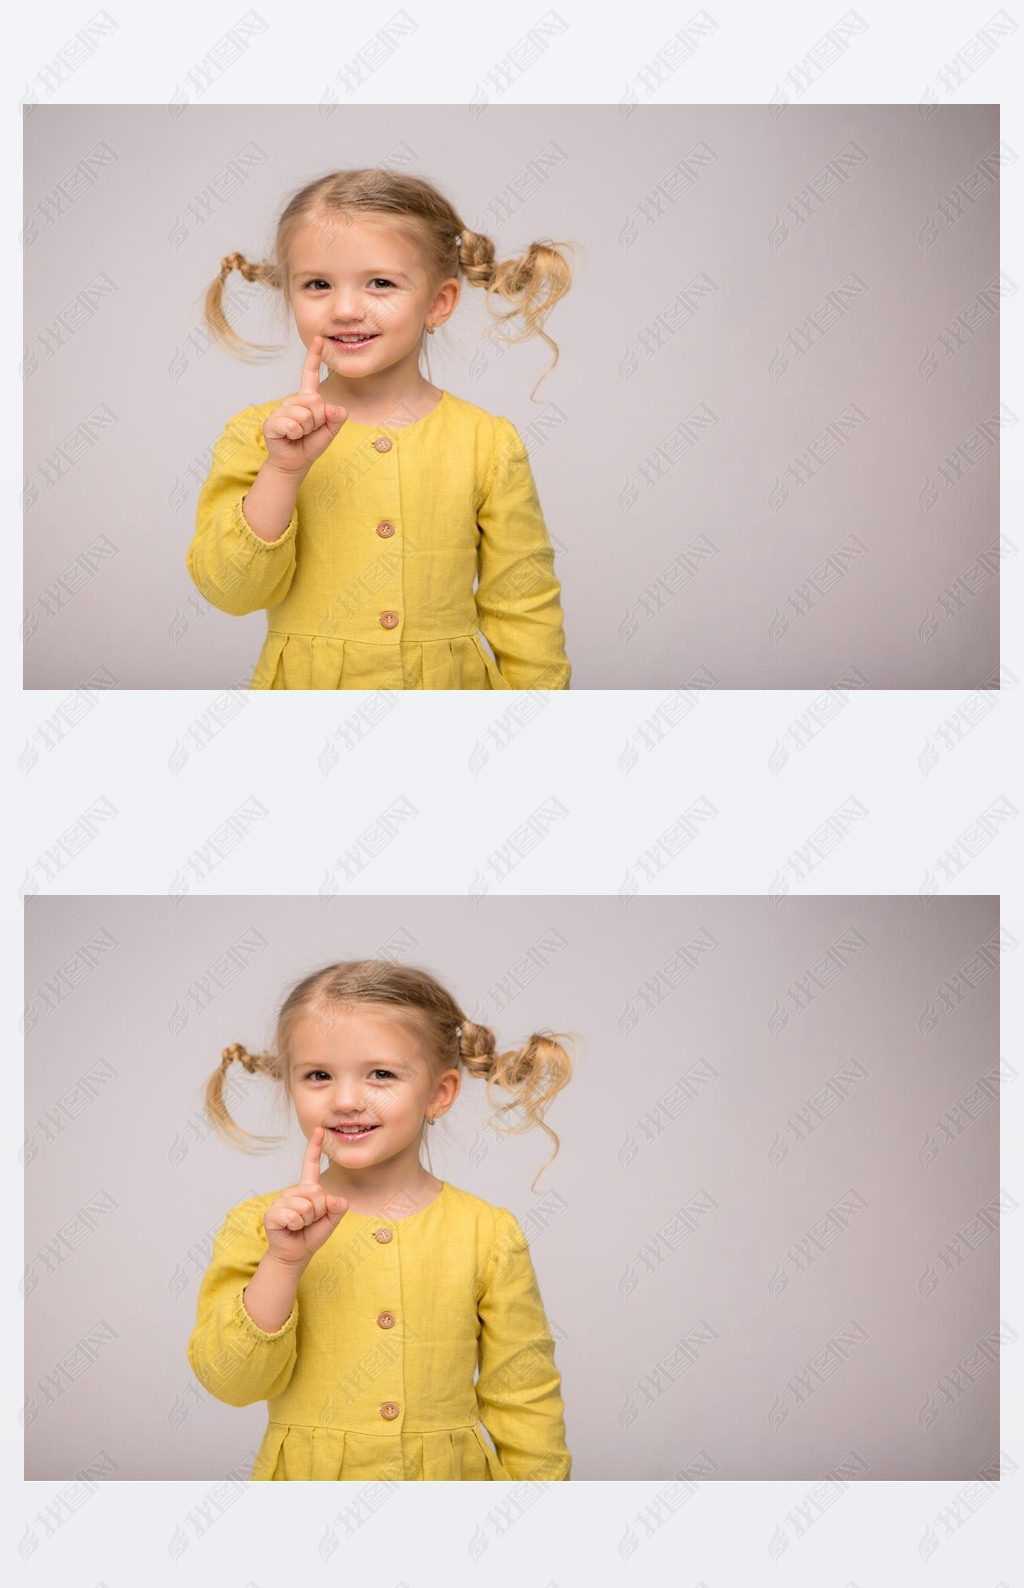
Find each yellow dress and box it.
[187,391,571,690]
[186,1181,571,1481]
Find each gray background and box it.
[23,103,1000,690]
[24,893,1002,1481]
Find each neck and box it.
[320,1138,440,1218]
[320,345,437,424]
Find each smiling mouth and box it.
[327,1123,380,1139]
[328,334,378,345]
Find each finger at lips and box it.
[299,334,324,395]
[300,1125,327,1186]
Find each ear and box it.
[431,1067,461,1115]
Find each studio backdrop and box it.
[23,103,1000,689]
[24,893,1002,1480]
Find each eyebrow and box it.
[290,1057,411,1071]
[290,267,412,283]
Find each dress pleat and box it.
[250,1423,510,1481]
[251,633,514,691]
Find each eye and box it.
[303,1067,397,1081]
[302,278,396,291]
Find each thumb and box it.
[324,403,347,432]
[325,1194,348,1223]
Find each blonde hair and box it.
[202,168,579,403]
[204,959,576,1192]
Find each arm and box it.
[474,416,571,690]
[475,1207,571,1480]
[186,1196,301,1407]
[187,407,302,616]
[241,1248,304,1332]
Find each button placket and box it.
[371,1222,400,1424]
[367,437,401,635]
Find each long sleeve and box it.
[187,1197,299,1408]
[475,1207,571,1480]
[188,406,299,616]
[474,416,571,690]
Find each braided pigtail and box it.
[203,1042,285,1152]
[460,1020,576,1192]
[202,252,283,362]
[456,229,581,403]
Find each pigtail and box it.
[459,230,581,402]
[461,1020,576,1192]
[202,252,284,362]
[203,1042,286,1153]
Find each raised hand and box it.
[263,1125,348,1264]
[262,335,348,473]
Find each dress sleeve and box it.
[475,1206,571,1480]
[186,1196,299,1407]
[187,406,299,616]
[474,415,571,690]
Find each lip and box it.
[327,1123,379,1139]
[327,334,378,347]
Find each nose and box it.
[329,1080,370,1114]
[328,289,368,324]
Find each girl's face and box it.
[288,1004,460,1177]
[286,215,459,388]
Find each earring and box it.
[427,1115,436,1126]
[426,325,435,335]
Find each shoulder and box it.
[440,391,500,429]
[440,1180,506,1214]
[442,394,522,448]
[442,1183,524,1250]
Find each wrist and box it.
[260,1249,309,1273]
[261,459,308,482]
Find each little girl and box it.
[186,168,576,690]
[186,959,576,1481]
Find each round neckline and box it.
[333,388,448,434]
[340,1180,448,1226]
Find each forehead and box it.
[289,1005,426,1062]
[291,215,420,265]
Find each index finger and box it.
[300,1123,325,1184]
[299,335,324,395]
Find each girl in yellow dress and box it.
[186,959,577,1481]
[187,168,577,690]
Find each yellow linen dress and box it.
[186,1180,571,1481]
[187,391,571,690]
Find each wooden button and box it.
[376,520,396,537]
[380,1401,400,1419]
[379,610,399,629]
[373,1227,393,1243]
[373,437,392,452]
[377,1311,396,1329]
